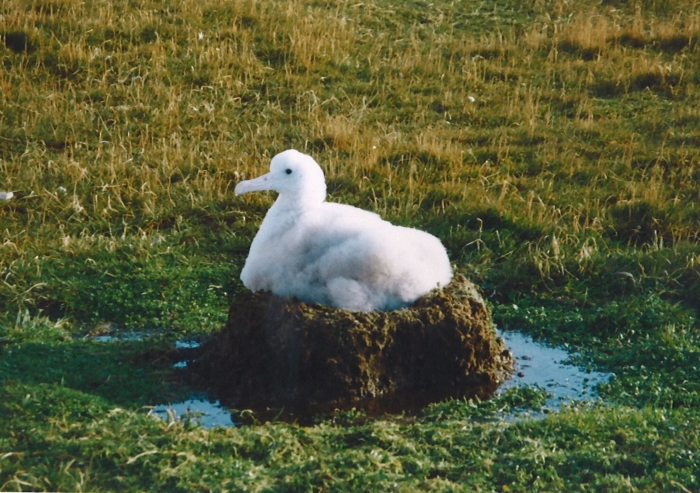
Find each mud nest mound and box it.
[191,275,514,416]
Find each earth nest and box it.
[190,275,514,417]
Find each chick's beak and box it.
[234,172,273,196]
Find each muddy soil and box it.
[190,275,514,417]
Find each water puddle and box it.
[94,329,612,426]
[89,332,202,346]
[91,332,149,342]
[149,399,234,428]
[90,333,200,370]
[175,339,201,349]
[496,329,613,411]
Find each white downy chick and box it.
[235,149,452,311]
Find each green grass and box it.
[2,0,700,490]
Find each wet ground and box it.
[149,398,234,428]
[495,329,613,413]
[91,328,613,428]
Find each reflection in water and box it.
[496,329,613,411]
[150,399,234,428]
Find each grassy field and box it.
[1,0,700,490]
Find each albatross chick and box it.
[235,149,452,312]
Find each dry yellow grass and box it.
[1,0,700,322]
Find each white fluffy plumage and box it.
[235,149,453,312]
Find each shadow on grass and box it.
[0,340,185,409]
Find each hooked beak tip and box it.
[235,179,258,196]
[235,173,271,196]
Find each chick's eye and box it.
[285,169,292,175]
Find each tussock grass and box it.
[2,0,700,490]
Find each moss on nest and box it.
[191,275,514,417]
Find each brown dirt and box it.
[190,274,514,418]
